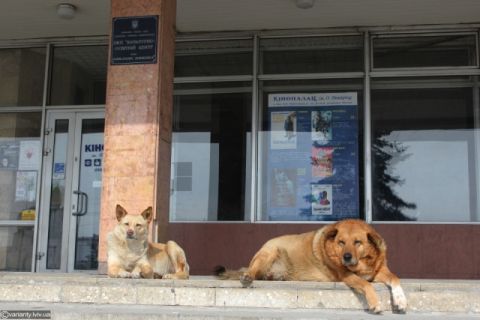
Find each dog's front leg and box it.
[132,261,153,279]
[342,273,382,314]
[108,262,132,278]
[373,266,407,313]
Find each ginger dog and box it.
[216,219,407,314]
[107,204,189,279]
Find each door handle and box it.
[73,191,88,216]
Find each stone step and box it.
[0,302,479,320]
[0,273,479,315]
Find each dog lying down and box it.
[107,204,189,279]
[216,219,407,314]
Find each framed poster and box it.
[266,93,359,221]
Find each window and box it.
[260,35,364,74]
[372,33,478,69]
[175,39,253,77]
[170,82,252,221]
[173,31,480,223]
[50,45,108,105]
[371,77,479,222]
[0,48,46,107]
[0,112,41,271]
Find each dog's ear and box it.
[367,228,386,254]
[317,223,338,246]
[141,206,153,223]
[116,204,128,222]
[324,224,338,240]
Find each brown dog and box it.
[216,219,406,314]
[107,204,189,279]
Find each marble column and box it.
[97,0,176,273]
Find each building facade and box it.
[0,0,479,278]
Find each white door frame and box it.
[37,109,104,272]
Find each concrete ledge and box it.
[0,273,479,314]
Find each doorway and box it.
[37,110,104,272]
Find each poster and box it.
[18,140,41,170]
[270,111,297,150]
[15,171,37,202]
[266,93,359,221]
[312,184,332,215]
[0,140,19,170]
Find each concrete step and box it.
[0,273,479,317]
[1,302,479,320]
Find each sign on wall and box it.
[111,15,158,65]
[266,93,359,221]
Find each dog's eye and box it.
[338,240,345,246]
[123,222,129,226]
[354,240,362,246]
[136,224,142,227]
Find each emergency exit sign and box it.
[111,15,158,65]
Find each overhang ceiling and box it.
[0,0,479,41]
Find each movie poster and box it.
[265,93,359,221]
[311,184,332,215]
[270,111,297,150]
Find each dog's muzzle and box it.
[126,229,135,239]
[342,252,357,266]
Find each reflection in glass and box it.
[170,86,252,221]
[0,226,33,271]
[50,46,107,105]
[371,83,479,222]
[0,48,46,107]
[46,120,69,269]
[74,118,104,270]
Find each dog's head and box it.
[321,219,386,272]
[114,204,152,241]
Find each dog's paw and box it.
[118,270,132,278]
[240,274,253,287]
[162,273,175,279]
[130,271,141,279]
[368,304,382,315]
[392,286,407,314]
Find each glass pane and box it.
[170,83,252,221]
[0,112,41,220]
[0,48,46,107]
[74,118,104,269]
[371,78,479,222]
[373,34,477,69]
[0,226,33,271]
[175,39,253,77]
[46,119,69,269]
[258,80,364,221]
[50,46,108,105]
[260,35,364,74]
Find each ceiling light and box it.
[295,0,315,9]
[57,3,77,19]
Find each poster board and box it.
[266,93,359,221]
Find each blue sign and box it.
[111,15,158,65]
[266,93,359,221]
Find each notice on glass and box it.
[266,93,359,221]
[18,140,41,171]
[15,171,37,202]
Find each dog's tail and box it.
[213,265,247,280]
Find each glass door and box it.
[37,110,104,272]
